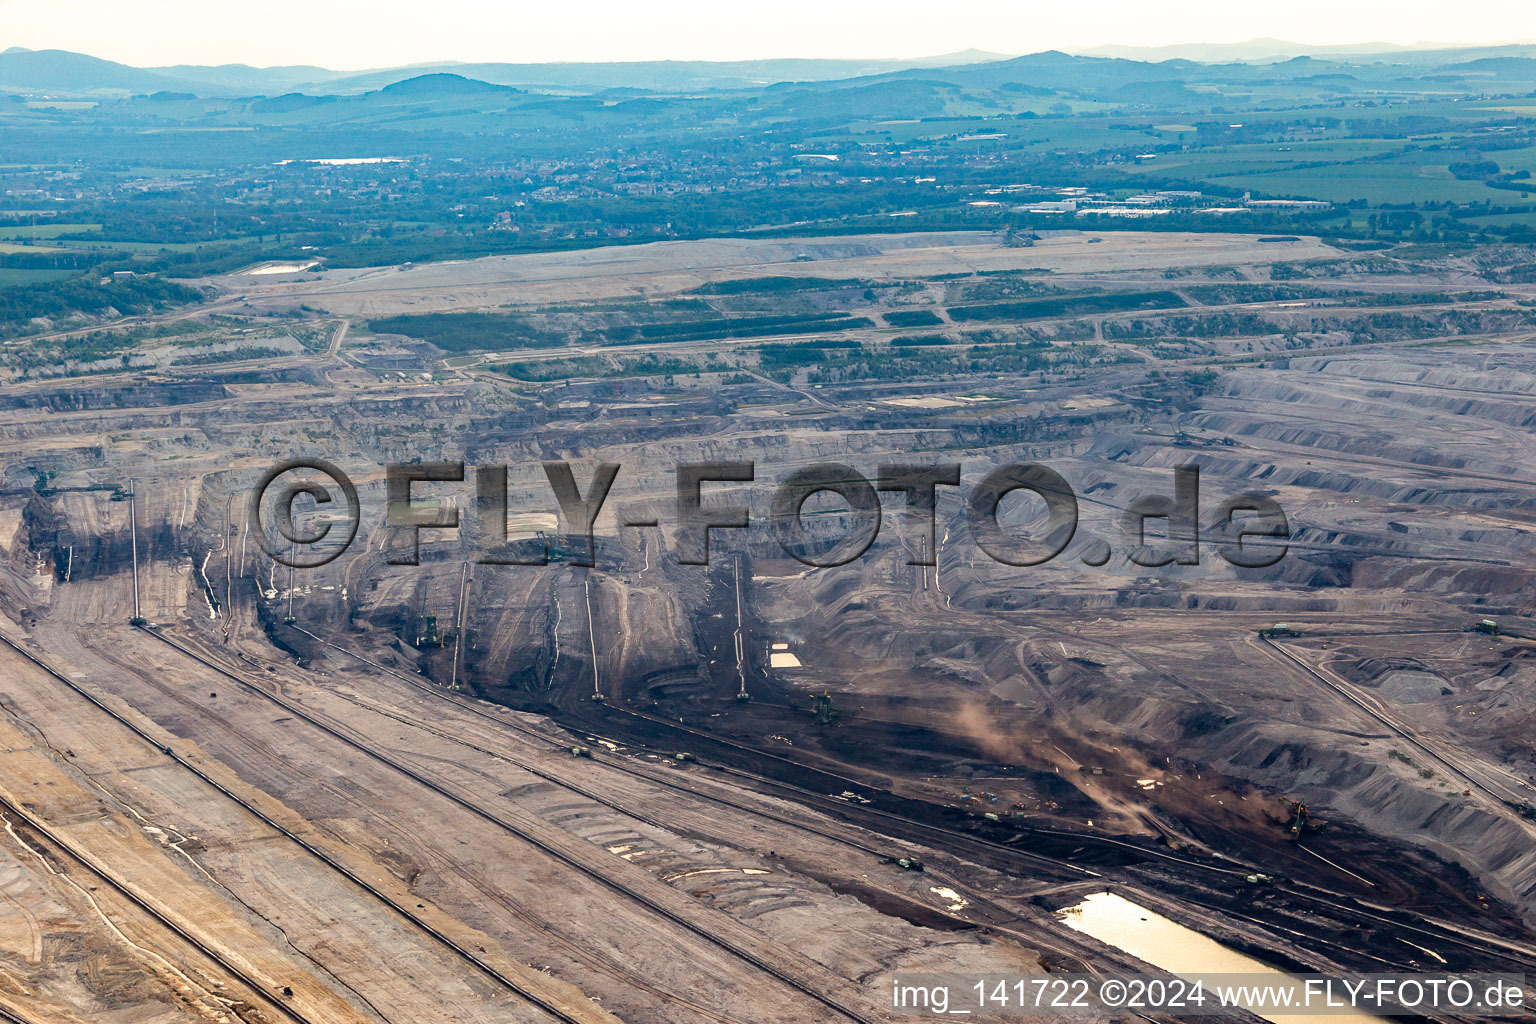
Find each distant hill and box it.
[0,48,1015,99]
[375,73,518,98]
[5,43,1536,102]
[0,48,192,95]
[308,54,1013,95]
[250,92,340,114]
[862,50,1189,96]
[1079,38,1536,65]
[1444,56,1536,78]
[819,44,1536,102]
[149,62,341,96]
[1078,38,1431,63]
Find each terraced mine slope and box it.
[3,230,1535,1021]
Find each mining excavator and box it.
[1278,796,1326,841]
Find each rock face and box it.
[0,380,230,412]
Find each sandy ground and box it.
[211,231,1337,316]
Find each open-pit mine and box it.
[3,229,1536,1022]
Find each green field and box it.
[0,241,66,254]
[1461,212,1536,228]
[1209,163,1530,206]
[0,268,79,288]
[1467,145,1536,177]
[53,235,267,253]
[1130,139,1405,179]
[0,223,103,240]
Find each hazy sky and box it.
[2,0,1533,68]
